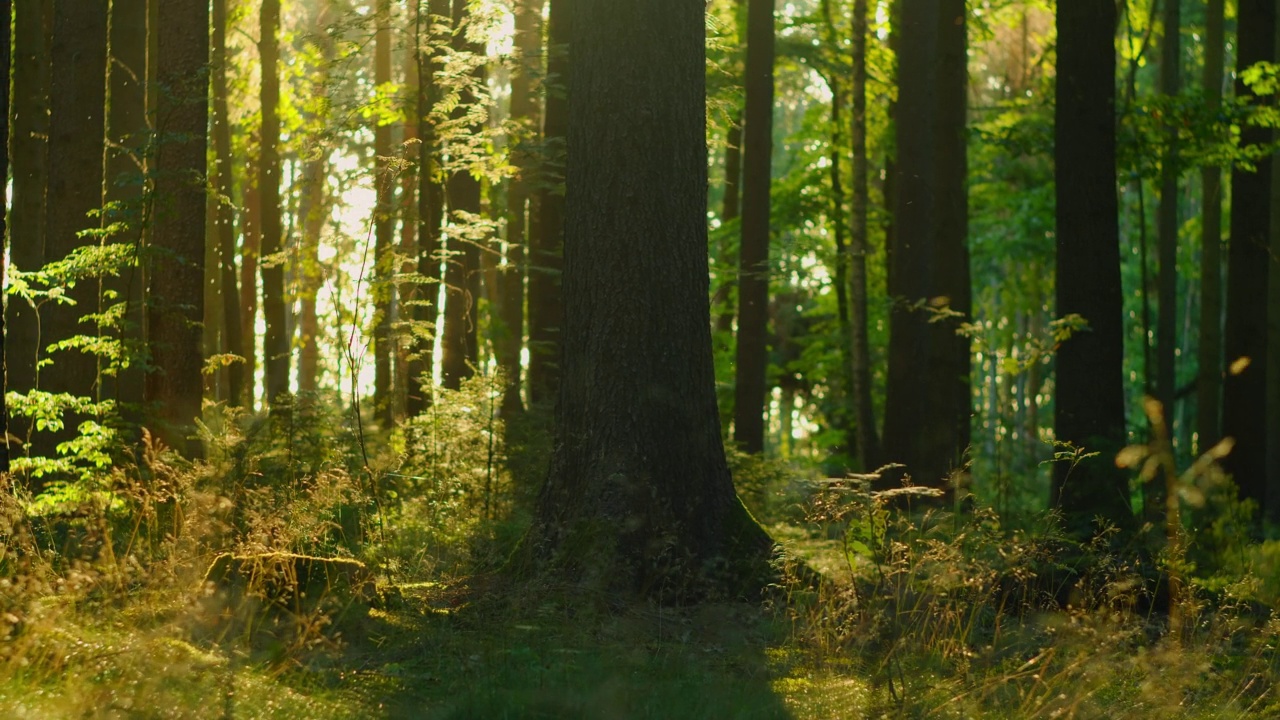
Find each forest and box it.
[1,0,1279,717]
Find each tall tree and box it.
[1155,0,1181,423]
[298,0,336,395]
[41,0,108,455]
[6,0,50,437]
[497,0,545,416]
[1223,0,1275,516]
[373,0,395,418]
[527,0,567,407]
[440,0,484,390]
[147,0,209,458]
[849,0,879,470]
[881,0,970,492]
[732,0,776,454]
[1268,0,1280,525]
[1198,0,1226,452]
[515,0,774,597]
[407,0,451,415]
[212,0,245,407]
[260,0,290,404]
[0,0,10,474]
[1053,0,1132,532]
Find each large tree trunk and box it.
[373,0,395,420]
[1224,0,1275,517]
[1197,0,1225,453]
[40,0,108,457]
[732,0,775,454]
[211,0,244,407]
[516,0,774,599]
[1052,0,1133,533]
[526,0,566,407]
[6,0,50,430]
[881,0,970,494]
[260,0,290,405]
[849,0,879,470]
[497,0,545,417]
[146,0,209,458]
[440,0,484,390]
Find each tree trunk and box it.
[373,0,394,420]
[849,0,879,470]
[212,0,244,406]
[526,0,566,407]
[881,0,970,494]
[241,179,262,411]
[498,0,545,416]
[396,32,419,417]
[1223,0,1275,516]
[1052,0,1133,533]
[146,0,209,458]
[715,115,742,338]
[297,0,334,396]
[1197,0,1225,453]
[40,0,108,457]
[259,0,289,405]
[0,0,10,473]
[732,0,775,454]
[407,0,451,415]
[1267,0,1280,526]
[440,0,484,390]
[6,0,50,425]
[515,0,774,599]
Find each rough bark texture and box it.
[212,0,244,407]
[260,0,290,404]
[440,0,484,391]
[1197,0,1225,453]
[881,0,970,494]
[1223,0,1275,516]
[6,0,50,420]
[516,0,775,599]
[526,0,566,408]
[40,0,108,457]
[373,0,395,419]
[1268,0,1280,526]
[732,0,775,454]
[849,0,879,470]
[1052,0,1133,532]
[146,0,209,459]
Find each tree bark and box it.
[849,0,879,470]
[1267,0,1280,526]
[527,0,566,407]
[440,0,484,390]
[211,0,244,407]
[146,0,209,458]
[297,1,335,396]
[732,0,776,454]
[715,115,742,338]
[516,0,774,598]
[1052,0,1133,533]
[5,0,50,421]
[1223,0,1275,516]
[0,0,10,473]
[241,179,262,410]
[1153,0,1181,520]
[40,0,108,457]
[881,0,970,494]
[373,0,395,420]
[1197,0,1225,453]
[259,0,289,405]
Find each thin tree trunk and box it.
[396,35,420,417]
[297,0,333,401]
[0,0,10,473]
[241,179,261,410]
[1223,0,1275,514]
[260,0,289,404]
[212,0,244,406]
[373,0,394,420]
[715,115,742,337]
[1267,0,1280,525]
[527,0,566,407]
[1197,0,1225,452]
[147,0,209,458]
[850,0,879,470]
[733,0,776,454]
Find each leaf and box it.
[1115,445,1148,469]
